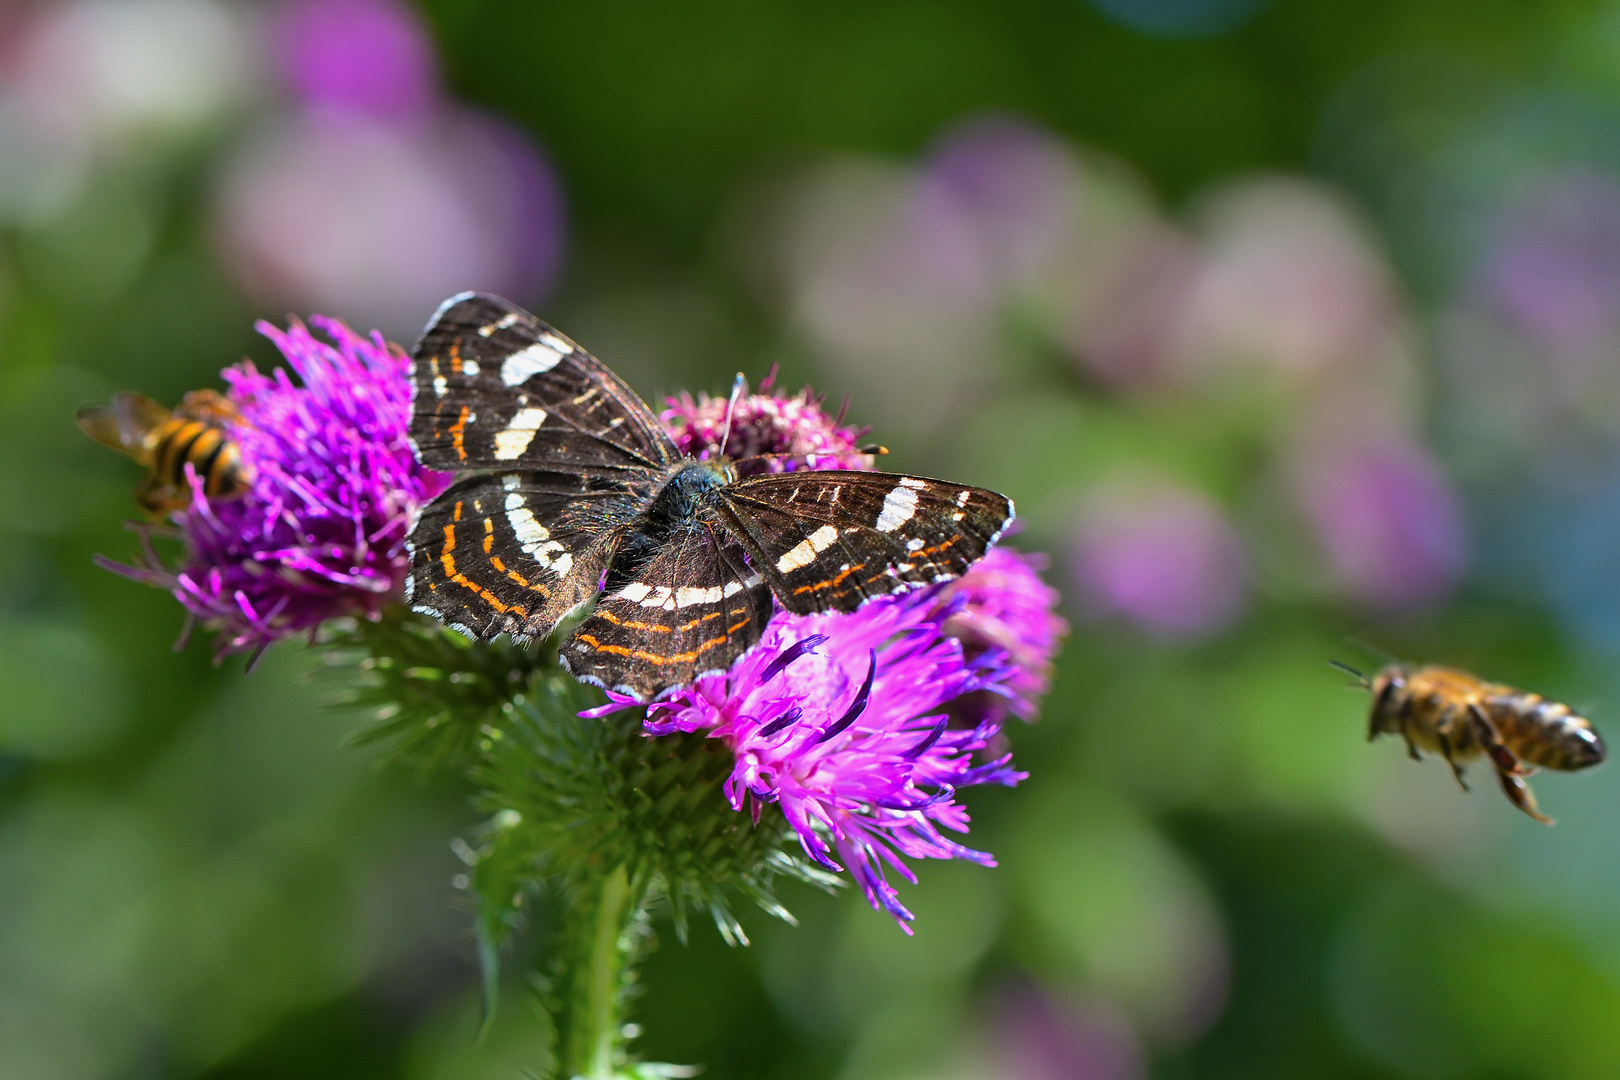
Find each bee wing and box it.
[76,392,168,462]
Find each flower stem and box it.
[558,864,651,1080]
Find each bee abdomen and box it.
[1489,694,1606,771]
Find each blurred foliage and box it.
[9,1,1620,1079]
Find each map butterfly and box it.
[404,293,1015,700]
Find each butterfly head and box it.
[646,459,736,527]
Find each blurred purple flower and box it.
[1173,179,1395,380]
[1071,478,1247,638]
[1062,223,1201,389]
[591,590,1025,932]
[924,114,1082,289]
[271,0,436,120]
[12,0,250,150]
[217,108,565,337]
[660,373,871,472]
[220,0,564,336]
[1297,441,1468,610]
[939,546,1067,722]
[990,982,1145,1080]
[102,316,449,655]
[1484,169,1620,347]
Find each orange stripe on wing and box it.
[792,562,866,595]
[573,632,732,665]
[440,520,527,618]
[450,406,470,462]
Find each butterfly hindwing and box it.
[405,471,641,640]
[559,520,772,699]
[409,292,679,476]
[713,470,1014,615]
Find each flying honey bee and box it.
[76,390,250,514]
[1333,660,1605,824]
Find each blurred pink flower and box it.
[1060,221,1201,389]
[1070,477,1248,638]
[990,983,1144,1080]
[271,0,436,120]
[217,107,564,336]
[1296,440,1468,610]
[10,0,249,147]
[1483,169,1620,348]
[924,114,1083,289]
[1172,179,1395,381]
[773,159,994,436]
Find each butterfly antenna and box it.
[718,372,747,459]
[1328,659,1371,689]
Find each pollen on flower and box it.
[99,315,450,656]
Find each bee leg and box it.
[1437,732,1470,791]
[1467,705,1553,825]
[1394,696,1423,760]
[1466,704,1525,775]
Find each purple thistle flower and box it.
[937,545,1068,722]
[660,372,871,472]
[590,590,1026,931]
[102,316,449,655]
[606,372,1057,928]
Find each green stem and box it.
[558,864,652,1080]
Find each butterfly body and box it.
[404,293,1013,700]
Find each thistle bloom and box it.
[596,383,1061,928]
[661,373,872,471]
[591,589,1026,930]
[938,546,1067,722]
[104,316,448,654]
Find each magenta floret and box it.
[591,590,1026,930]
[939,546,1068,722]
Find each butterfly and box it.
[403,292,1015,701]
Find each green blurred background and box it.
[7,0,1620,1077]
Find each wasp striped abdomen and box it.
[77,389,251,514]
[1348,662,1606,825]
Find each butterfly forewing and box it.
[405,471,642,640]
[713,470,1014,615]
[559,521,773,699]
[410,292,679,476]
[403,293,1018,702]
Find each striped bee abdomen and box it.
[1484,692,1606,772]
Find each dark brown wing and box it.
[558,520,772,700]
[409,292,680,478]
[711,470,1013,614]
[405,470,643,641]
